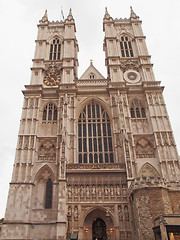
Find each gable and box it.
[80,63,105,80]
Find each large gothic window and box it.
[130,99,146,119]
[78,103,114,164]
[49,38,61,60]
[43,103,57,122]
[120,36,134,57]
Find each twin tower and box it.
[1,7,180,240]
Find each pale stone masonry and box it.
[1,7,180,240]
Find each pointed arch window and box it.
[130,99,146,119]
[78,103,114,164]
[45,178,53,209]
[49,38,61,60]
[120,36,134,57]
[42,103,57,122]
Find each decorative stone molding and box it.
[66,163,125,170]
[120,60,140,72]
[128,177,180,197]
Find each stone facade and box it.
[1,7,180,240]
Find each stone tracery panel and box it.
[139,163,160,178]
[38,139,56,161]
[136,137,155,158]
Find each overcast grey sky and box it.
[0,0,180,218]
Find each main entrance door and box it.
[92,218,107,240]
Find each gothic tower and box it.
[1,7,180,240]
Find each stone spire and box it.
[130,6,139,20]
[40,9,48,23]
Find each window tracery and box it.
[34,167,54,210]
[130,99,146,119]
[78,102,114,164]
[42,103,57,122]
[49,38,61,60]
[120,35,134,58]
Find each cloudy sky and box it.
[0,0,180,218]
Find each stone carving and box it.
[120,60,140,72]
[116,185,120,196]
[44,62,62,75]
[74,185,78,198]
[110,185,114,196]
[122,185,127,199]
[136,194,154,239]
[98,185,102,197]
[124,205,130,229]
[67,163,123,170]
[61,161,65,176]
[67,183,128,202]
[104,185,108,196]
[125,140,130,158]
[111,96,116,106]
[86,185,90,197]
[127,160,132,178]
[92,185,96,195]
[74,206,78,220]
[68,185,72,199]
[80,185,84,198]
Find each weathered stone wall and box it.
[131,187,174,240]
[1,224,56,240]
[169,191,180,214]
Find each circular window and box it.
[124,70,141,83]
[127,72,137,81]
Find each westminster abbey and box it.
[1,7,180,240]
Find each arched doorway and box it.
[80,208,115,240]
[92,218,107,240]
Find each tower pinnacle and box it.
[40,9,48,23]
[130,6,139,20]
[66,8,74,21]
[104,7,111,20]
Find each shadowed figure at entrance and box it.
[92,218,107,240]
